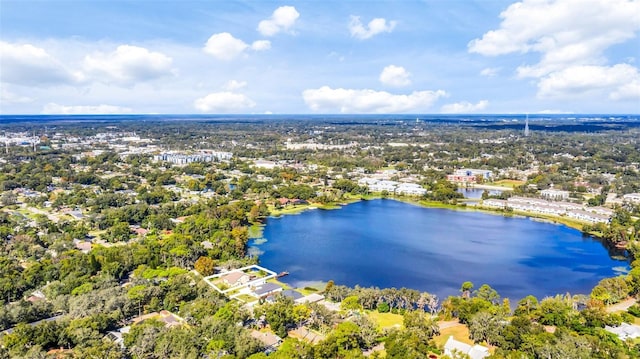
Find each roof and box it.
[253,282,282,296]
[281,289,304,300]
[250,330,282,347]
[222,271,249,285]
[295,293,325,304]
[605,323,640,339]
[444,336,489,359]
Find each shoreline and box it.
[257,195,610,244]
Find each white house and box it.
[623,193,640,204]
[444,336,489,359]
[395,183,427,196]
[541,188,570,201]
[605,323,640,340]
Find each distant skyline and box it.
[1,0,639,115]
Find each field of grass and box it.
[433,324,472,347]
[367,311,403,330]
[235,294,258,303]
[491,179,525,188]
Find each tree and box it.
[468,311,504,346]
[194,256,216,276]
[474,284,500,305]
[460,281,474,299]
[590,277,629,305]
[341,295,363,313]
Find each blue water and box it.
[254,199,628,301]
[457,188,502,199]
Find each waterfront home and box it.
[444,336,489,359]
[482,196,612,223]
[566,209,611,224]
[252,283,283,298]
[396,182,427,196]
[222,271,251,287]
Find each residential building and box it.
[250,330,282,353]
[605,323,640,340]
[623,193,640,204]
[447,169,493,183]
[444,336,489,359]
[221,271,251,287]
[252,283,283,298]
[541,188,570,201]
[482,196,612,223]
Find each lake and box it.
[252,199,628,301]
[457,187,502,199]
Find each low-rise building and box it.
[623,193,640,204]
[541,188,570,201]
[605,323,640,340]
[444,336,489,359]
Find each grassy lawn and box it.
[236,294,258,303]
[298,282,326,296]
[433,324,472,347]
[269,204,313,216]
[367,311,404,330]
[267,278,292,290]
[491,179,525,188]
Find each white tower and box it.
[524,114,530,137]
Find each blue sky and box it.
[1,0,639,114]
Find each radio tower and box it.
[524,114,530,137]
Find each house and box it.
[252,283,283,298]
[541,188,570,201]
[288,326,325,344]
[396,183,427,196]
[623,193,640,204]
[447,169,493,184]
[221,271,251,287]
[250,330,282,352]
[295,293,326,304]
[105,326,130,348]
[444,336,489,359]
[605,323,640,340]
[131,310,185,328]
[267,289,304,303]
[73,239,92,253]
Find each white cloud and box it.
[258,6,300,36]
[440,100,489,114]
[537,64,640,100]
[0,41,82,86]
[203,33,269,60]
[42,103,133,114]
[379,65,411,87]
[251,40,271,51]
[469,0,640,77]
[480,67,500,77]
[349,16,397,40]
[194,92,256,113]
[224,80,247,91]
[1,88,34,104]
[83,45,173,85]
[469,0,640,99]
[302,86,446,113]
